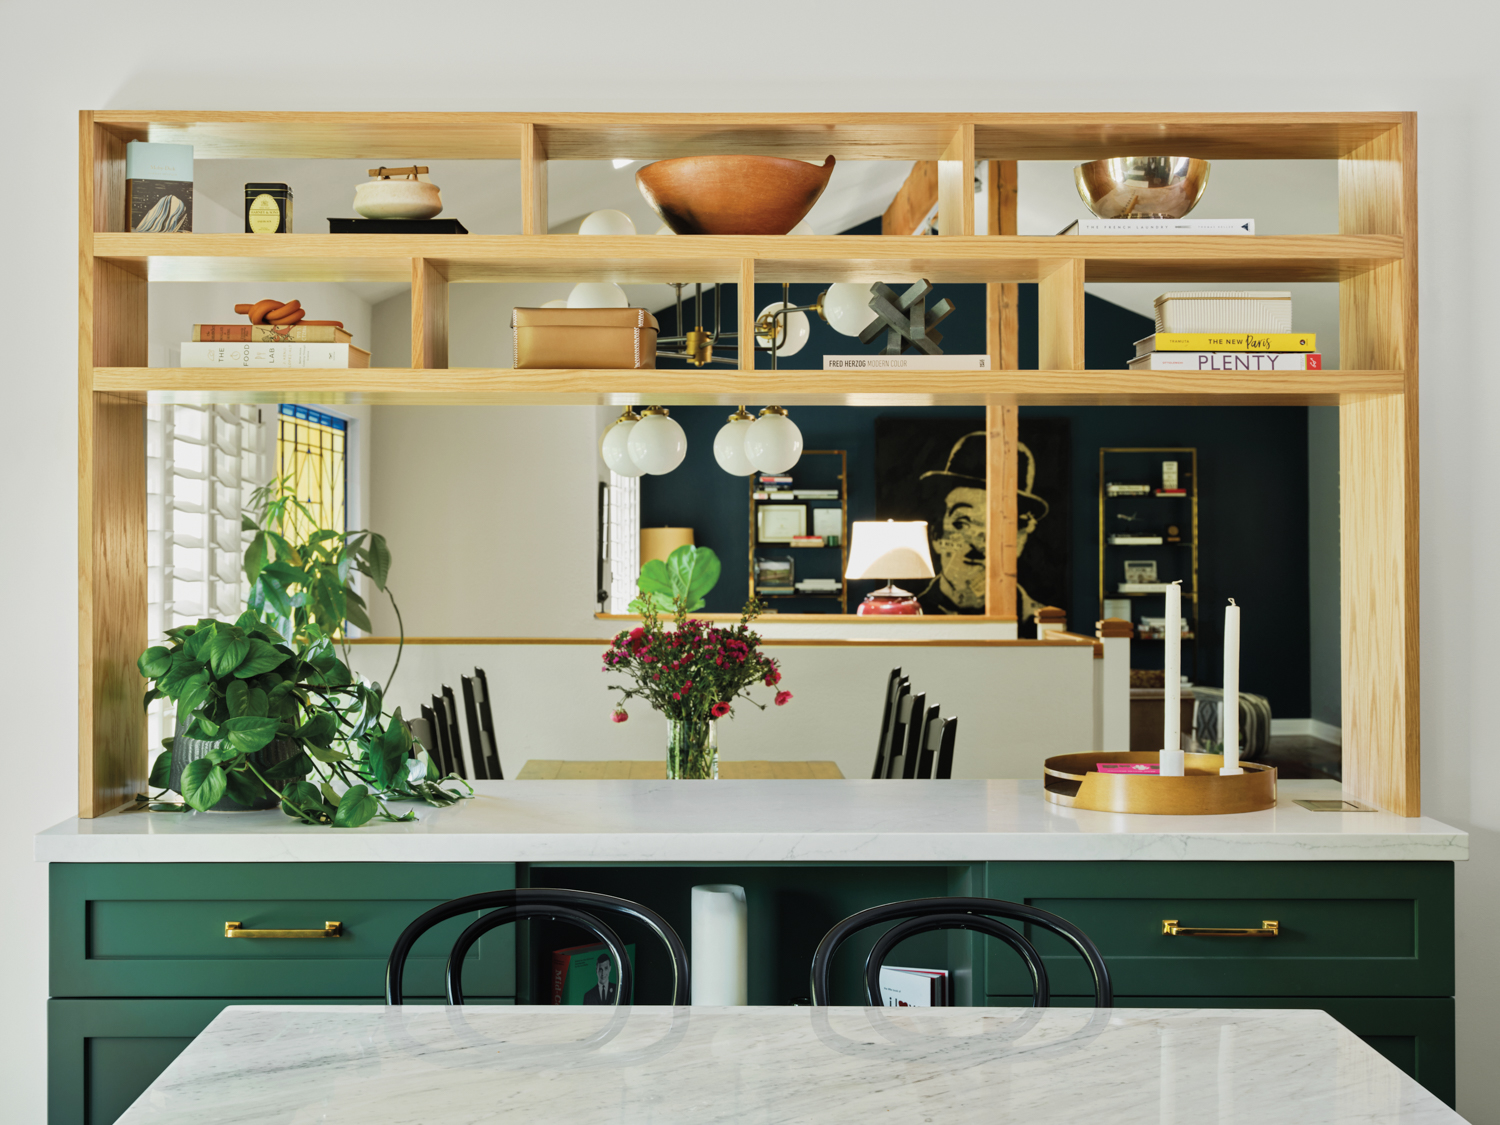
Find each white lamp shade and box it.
[823,282,878,337]
[627,412,687,474]
[845,521,935,580]
[713,417,758,476]
[579,209,637,236]
[568,282,628,308]
[744,411,803,474]
[755,302,810,357]
[600,418,643,477]
[541,298,569,309]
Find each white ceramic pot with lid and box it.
[354,166,443,220]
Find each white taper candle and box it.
[1221,599,1242,775]
[1161,581,1185,776]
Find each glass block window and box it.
[605,471,641,614]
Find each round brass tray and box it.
[1043,752,1277,815]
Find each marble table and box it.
[516,759,844,779]
[116,1004,1464,1124]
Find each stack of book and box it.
[1129,291,1319,372]
[1106,482,1152,498]
[179,322,370,368]
[795,578,841,594]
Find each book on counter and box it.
[1135,332,1315,355]
[1118,582,1175,593]
[1155,488,1187,497]
[823,354,990,370]
[759,475,793,484]
[1057,218,1254,236]
[878,965,950,1007]
[789,536,823,548]
[179,341,371,368]
[550,942,635,1005]
[1106,483,1152,497]
[757,586,795,595]
[1130,351,1321,371]
[1109,534,1164,545]
[193,323,354,344]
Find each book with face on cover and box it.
[551,942,635,1005]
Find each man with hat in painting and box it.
[917,431,1052,618]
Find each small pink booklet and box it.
[1096,763,1160,774]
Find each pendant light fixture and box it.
[627,406,688,475]
[712,407,757,476]
[744,406,803,474]
[600,407,644,477]
[568,281,628,308]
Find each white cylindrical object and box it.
[627,411,687,475]
[1221,601,1242,775]
[1161,582,1184,776]
[691,884,748,1005]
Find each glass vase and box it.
[666,718,718,780]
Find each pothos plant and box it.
[138,615,465,824]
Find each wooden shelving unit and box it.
[79,110,1419,817]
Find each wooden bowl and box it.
[636,155,835,235]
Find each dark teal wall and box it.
[643,219,1313,716]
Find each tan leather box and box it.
[512,307,659,369]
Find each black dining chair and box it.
[932,715,958,779]
[870,668,904,779]
[474,667,503,778]
[912,704,943,778]
[386,887,691,1006]
[877,680,913,778]
[809,896,1112,1008]
[440,686,468,780]
[885,690,927,779]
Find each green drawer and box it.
[983,996,1455,1108]
[51,863,516,999]
[983,861,1454,999]
[49,996,514,1125]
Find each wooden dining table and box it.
[114,1004,1463,1124]
[516,759,844,779]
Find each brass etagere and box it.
[747,449,849,614]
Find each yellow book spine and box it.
[1154,333,1316,352]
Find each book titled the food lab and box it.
[178,342,371,368]
[193,323,354,344]
[1129,351,1321,371]
[125,141,193,233]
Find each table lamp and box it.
[845,520,935,615]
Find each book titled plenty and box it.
[179,342,371,368]
[1135,333,1315,355]
[1129,351,1321,371]
[193,323,354,344]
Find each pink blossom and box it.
[611,709,629,723]
[775,690,792,707]
[711,702,731,718]
[763,669,781,686]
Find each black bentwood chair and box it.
[385,888,691,1006]
[809,897,1112,1008]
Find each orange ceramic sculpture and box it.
[636,155,836,235]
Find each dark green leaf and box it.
[207,628,251,677]
[141,687,161,712]
[207,740,242,764]
[297,710,338,748]
[148,748,172,789]
[138,646,172,680]
[344,599,373,634]
[235,639,289,678]
[180,759,227,810]
[279,780,326,820]
[241,513,258,533]
[224,768,269,808]
[223,716,280,755]
[158,651,207,697]
[333,784,379,828]
[225,679,250,717]
[263,750,311,781]
[306,744,349,764]
[243,532,269,585]
[185,714,220,741]
[365,534,392,590]
[175,672,213,732]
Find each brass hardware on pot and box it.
[1161,919,1279,937]
[225,921,343,939]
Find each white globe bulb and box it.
[713,416,757,476]
[755,302,810,357]
[823,282,878,337]
[568,282,628,309]
[627,412,687,475]
[579,209,637,236]
[600,419,643,477]
[788,220,814,235]
[745,411,803,474]
[541,298,569,309]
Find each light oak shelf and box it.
[78,109,1420,819]
[96,367,1404,407]
[97,233,1399,286]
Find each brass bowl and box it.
[1074,157,1210,220]
[636,155,836,235]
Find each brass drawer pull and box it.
[225,921,342,939]
[1161,919,1279,937]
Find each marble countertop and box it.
[116,1004,1464,1124]
[36,779,1467,864]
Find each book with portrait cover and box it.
[550,942,636,1005]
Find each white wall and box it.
[2,4,1495,1122]
[346,641,1095,781]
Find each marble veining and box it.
[36,779,1468,864]
[116,1004,1464,1124]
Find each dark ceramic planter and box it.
[169,733,301,811]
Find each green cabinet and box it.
[49,862,517,1125]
